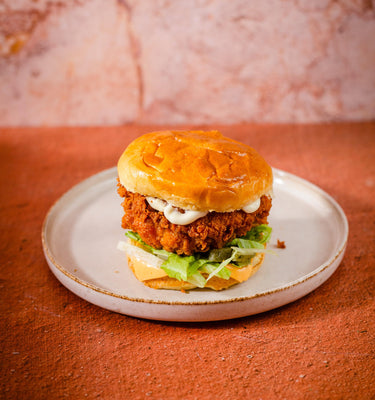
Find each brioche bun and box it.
[117,130,272,212]
[125,243,265,291]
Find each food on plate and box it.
[117,130,273,291]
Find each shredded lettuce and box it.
[200,262,231,280]
[161,254,197,282]
[245,224,272,244]
[124,224,272,287]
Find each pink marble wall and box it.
[0,0,374,126]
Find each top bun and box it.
[117,130,273,212]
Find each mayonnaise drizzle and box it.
[146,197,167,212]
[146,195,269,225]
[242,198,261,213]
[146,196,207,225]
[164,204,207,225]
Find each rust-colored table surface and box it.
[1,123,374,399]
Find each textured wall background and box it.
[0,0,374,126]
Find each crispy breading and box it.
[118,184,271,256]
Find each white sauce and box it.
[146,195,269,225]
[146,196,207,225]
[146,197,167,212]
[164,204,207,225]
[242,198,261,213]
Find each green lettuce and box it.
[125,224,272,288]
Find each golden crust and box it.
[143,277,197,291]
[117,130,273,212]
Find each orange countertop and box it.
[1,123,374,399]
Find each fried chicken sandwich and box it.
[117,130,273,291]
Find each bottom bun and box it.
[126,252,265,291]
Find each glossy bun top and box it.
[117,130,273,212]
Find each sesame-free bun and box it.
[127,251,265,291]
[118,130,273,212]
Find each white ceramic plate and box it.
[42,167,348,322]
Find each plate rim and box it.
[41,167,349,306]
